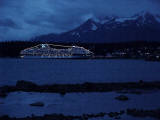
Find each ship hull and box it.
[20,55,93,59]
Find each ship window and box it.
[41,44,46,48]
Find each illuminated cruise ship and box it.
[20,44,94,59]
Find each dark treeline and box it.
[0,41,160,57]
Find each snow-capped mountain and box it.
[33,12,160,43]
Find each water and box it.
[0,91,159,119]
[0,58,160,86]
[0,58,160,119]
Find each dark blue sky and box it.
[0,0,160,41]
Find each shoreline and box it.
[1,81,160,120]
[1,108,160,120]
[1,80,160,97]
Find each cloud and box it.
[0,18,20,29]
[0,0,160,41]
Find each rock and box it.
[108,112,120,118]
[129,90,142,95]
[0,115,10,120]
[30,102,44,107]
[115,95,129,101]
[108,111,125,119]
[126,108,160,119]
[59,91,66,96]
[139,80,144,84]
[119,110,125,115]
[0,91,7,98]
[115,116,121,119]
[16,80,37,89]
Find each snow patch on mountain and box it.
[100,19,110,24]
[155,16,160,23]
[71,12,160,37]
[133,11,155,24]
[91,17,100,23]
[71,32,80,37]
[115,17,138,22]
[93,16,116,24]
[91,23,97,30]
[71,32,76,35]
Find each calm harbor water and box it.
[0,58,160,86]
[0,91,159,119]
[0,58,160,119]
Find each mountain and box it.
[32,12,160,43]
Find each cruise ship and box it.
[20,44,94,59]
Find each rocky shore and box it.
[1,80,160,120]
[127,108,160,119]
[1,108,160,120]
[0,111,125,120]
[115,95,129,101]
[0,112,107,120]
[1,80,160,98]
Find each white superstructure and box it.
[20,44,94,58]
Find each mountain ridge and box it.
[32,12,160,43]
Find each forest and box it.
[0,41,160,57]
